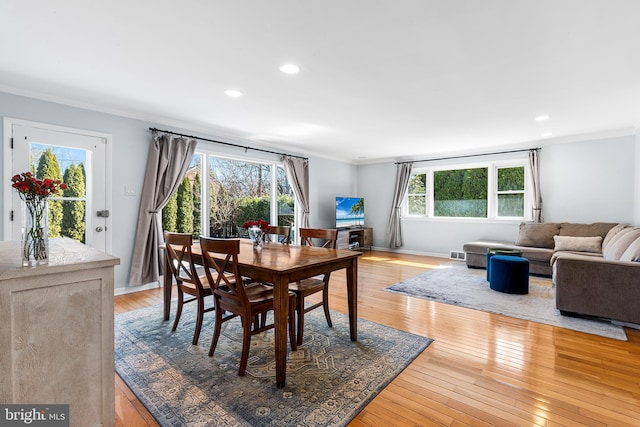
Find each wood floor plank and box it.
[113,251,640,426]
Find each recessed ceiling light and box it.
[535,115,550,122]
[279,64,300,74]
[224,89,243,97]
[541,132,553,138]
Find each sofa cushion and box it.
[558,222,617,239]
[553,235,602,253]
[602,223,627,251]
[603,227,640,260]
[462,241,514,254]
[620,236,640,262]
[515,223,560,249]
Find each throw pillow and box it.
[602,223,626,251]
[620,236,640,262]
[553,235,602,253]
[603,227,640,261]
[515,223,561,249]
[559,222,618,239]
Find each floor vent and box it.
[449,250,466,260]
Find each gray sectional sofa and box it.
[463,222,640,325]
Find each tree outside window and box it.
[30,146,87,242]
[407,173,427,215]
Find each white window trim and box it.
[404,158,532,221]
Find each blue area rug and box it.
[385,261,627,341]
[115,305,432,426]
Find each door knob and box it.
[96,227,103,232]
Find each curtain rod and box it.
[395,147,541,165]
[149,127,308,161]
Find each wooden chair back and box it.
[164,232,203,289]
[199,237,248,311]
[263,225,291,244]
[299,228,338,249]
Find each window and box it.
[496,166,525,217]
[433,167,487,217]
[405,160,529,220]
[407,173,427,215]
[162,152,295,241]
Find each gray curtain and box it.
[388,162,413,248]
[528,149,543,223]
[129,132,197,286]
[283,156,310,228]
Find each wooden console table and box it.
[337,227,372,251]
[0,238,120,427]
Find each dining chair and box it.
[289,228,339,345]
[164,231,213,345]
[263,225,291,244]
[199,236,298,376]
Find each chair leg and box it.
[238,315,252,376]
[192,295,204,345]
[172,286,184,332]
[289,298,297,351]
[296,293,305,346]
[322,285,333,328]
[208,304,223,357]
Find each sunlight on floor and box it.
[387,260,441,269]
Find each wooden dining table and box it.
[162,239,362,388]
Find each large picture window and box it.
[405,160,529,220]
[162,152,296,241]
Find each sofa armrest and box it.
[554,254,640,324]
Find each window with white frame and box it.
[162,151,296,241]
[405,160,529,220]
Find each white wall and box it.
[542,136,635,223]
[308,156,358,229]
[636,130,640,225]
[358,134,637,257]
[0,91,355,291]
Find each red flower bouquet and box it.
[12,172,67,265]
[242,220,270,246]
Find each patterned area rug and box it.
[115,305,432,426]
[385,261,627,341]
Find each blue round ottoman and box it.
[489,255,529,294]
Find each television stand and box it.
[337,227,372,251]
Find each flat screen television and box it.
[335,197,365,228]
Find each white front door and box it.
[7,121,111,253]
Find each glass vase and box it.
[247,226,264,247]
[22,199,49,266]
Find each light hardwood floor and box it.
[114,251,640,426]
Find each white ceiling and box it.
[2,1,639,164]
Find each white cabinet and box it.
[0,238,120,427]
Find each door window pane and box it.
[31,143,87,242]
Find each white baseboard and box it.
[114,279,162,296]
[370,245,449,259]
